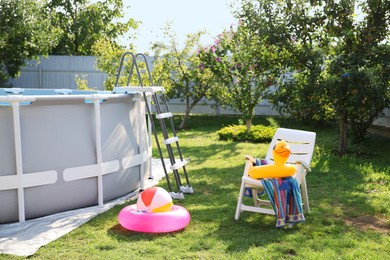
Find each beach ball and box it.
[136,187,173,213]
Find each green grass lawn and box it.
[2,115,389,259]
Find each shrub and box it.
[250,125,277,143]
[217,124,276,143]
[217,125,246,141]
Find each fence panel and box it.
[7,56,107,90]
[6,55,389,127]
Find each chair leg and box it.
[252,188,260,207]
[300,177,310,214]
[235,181,246,220]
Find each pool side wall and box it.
[0,89,150,224]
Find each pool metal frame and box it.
[0,91,152,223]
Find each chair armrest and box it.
[296,160,311,172]
[244,155,256,164]
[294,160,311,185]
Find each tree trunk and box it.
[338,111,348,156]
[178,109,191,130]
[246,118,252,132]
[178,96,196,130]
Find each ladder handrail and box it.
[135,53,154,86]
[115,51,132,87]
[114,52,144,88]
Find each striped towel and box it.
[261,177,305,228]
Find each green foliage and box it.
[0,0,61,82]
[93,37,130,90]
[0,0,139,85]
[217,124,277,143]
[75,74,91,90]
[47,0,139,55]
[327,67,388,143]
[217,124,247,141]
[239,0,390,154]
[268,72,333,124]
[151,27,227,129]
[198,21,280,131]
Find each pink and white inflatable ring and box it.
[118,204,191,233]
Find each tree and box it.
[0,0,60,84]
[198,22,281,131]
[238,0,331,124]
[92,36,129,90]
[238,0,390,155]
[47,0,138,55]
[152,29,226,129]
[323,0,390,151]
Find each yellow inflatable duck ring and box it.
[248,140,296,179]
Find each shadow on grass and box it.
[106,141,387,254]
[100,118,389,256]
[107,222,188,242]
[104,164,298,253]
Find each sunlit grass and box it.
[1,115,389,259]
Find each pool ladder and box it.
[113,52,193,199]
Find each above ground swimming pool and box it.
[0,88,151,224]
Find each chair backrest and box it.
[265,128,316,166]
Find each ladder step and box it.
[156,112,172,119]
[163,136,179,145]
[169,191,185,200]
[180,185,193,194]
[170,160,188,170]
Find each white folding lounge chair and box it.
[235,128,316,220]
